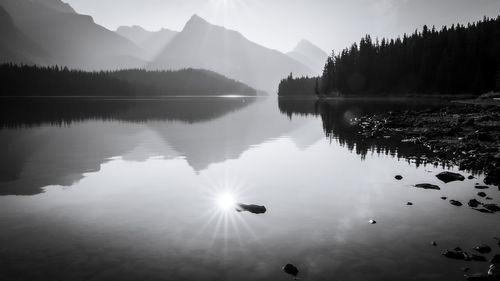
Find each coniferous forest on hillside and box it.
[278,16,500,97]
[0,64,257,97]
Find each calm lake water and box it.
[0,97,498,281]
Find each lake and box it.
[0,97,498,281]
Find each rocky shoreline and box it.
[353,102,500,187]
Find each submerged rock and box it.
[483,204,500,213]
[465,273,489,281]
[395,175,403,180]
[236,203,267,214]
[441,197,448,200]
[469,254,487,262]
[474,208,494,214]
[468,199,482,208]
[282,264,299,277]
[443,249,468,260]
[478,192,487,197]
[473,244,492,254]
[475,185,490,189]
[415,183,441,190]
[436,171,465,183]
[450,200,463,206]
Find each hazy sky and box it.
[64,0,500,54]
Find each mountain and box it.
[0,6,50,65]
[287,40,328,75]
[0,0,143,70]
[116,25,178,60]
[149,15,315,92]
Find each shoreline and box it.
[353,100,500,186]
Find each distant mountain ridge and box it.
[0,0,143,69]
[116,26,178,60]
[0,0,320,93]
[287,40,328,75]
[148,15,315,91]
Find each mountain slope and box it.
[287,40,328,75]
[149,15,314,92]
[116,25,178,59]
[0,6,50,65]
[0,0,143,70]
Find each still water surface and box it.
[0,97,498,281]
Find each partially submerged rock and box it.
[483,204,500,213]
[443,249,469,260]
[236,203,267,214]
[441,197,448,200]
[473,244,492,254]
[450,200,463,207]
[468,199,482,208]
[282,264,299,277]
[436,171,465,183]
[478,192,487,197]
[475,185,490,189]
[407,202,413,206]
[415,183,440,190]
[395,175,403,180]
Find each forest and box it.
[0,64,257,97]
[278,16,500,97]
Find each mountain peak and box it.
[183,14,211,31]
[293,39,326,55]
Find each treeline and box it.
[277,73,319,97]
[279,16,500,97]
[0,64,256,97]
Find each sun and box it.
[216,192,236,211]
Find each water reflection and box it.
[279,98,448,167]
[0,97,319,195]
[0,97,498,281]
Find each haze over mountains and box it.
[116,26,178,60]
[287,40,329,75]
[148,15,316,91]
[0,0,327,92]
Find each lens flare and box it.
[216,192,236,211]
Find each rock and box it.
[450,200,463,206]
[235,203,267,214]
[489,264,500,277]
[465,273,489,281]
[483,204,500,213]
[469,199,482,208]
[474,208,494,214]
[486,197,493,200]
[415,183,440,190]
[473,244,492,254]
[395,175,403,180]
[475,185,490,189]
[282,264,299,277]
[478,192,487,197]
[407,202,413,206]
[492,254,500,264]
[436,171,465,183]
[443,249,468,260]
[369,219,377,224]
